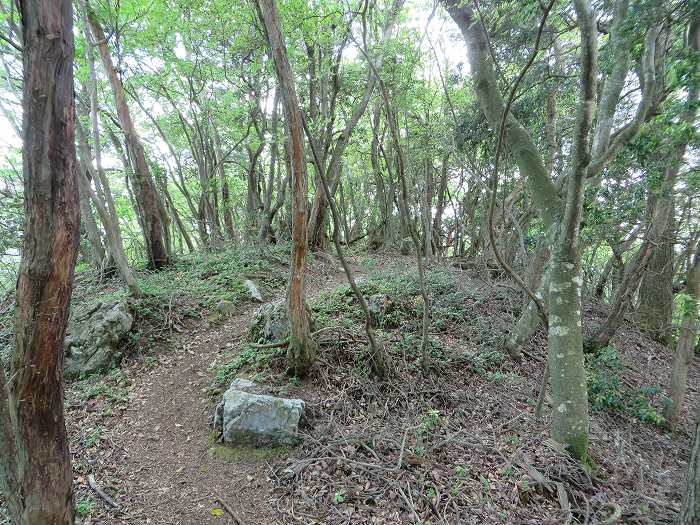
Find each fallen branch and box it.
[88,474,119,509]
[215,492,242,525]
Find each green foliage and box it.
[585,346,666,426]
[70,369,131,405]
[313,267,481,334]
[214,345,286,387]
[75,498,95,518]
[461,350,507,379]
[83,428,102,448]
[129,246,283,322]
[418,409,441,437]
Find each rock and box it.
[216,299,235,317]
[243,279,264,302]
[228,377,263,394]
[250,299,289,344]
[400,238,412,255]
[64,300,133,379]
[249,299,314,344]
[214,378,304,447]
[368,294,393,328]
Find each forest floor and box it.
[1,248,698,524]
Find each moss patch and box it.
[209,442,291,463]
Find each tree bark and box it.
[637,204,675,343]
[0,1,78,522]
[76,162,107,269]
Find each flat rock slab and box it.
[215,378,304,447]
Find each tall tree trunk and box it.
[77,163,107,269]
[87,7,168,269]
[680,401,700,523]
[432,155,449,256]
[423,157,434,262]
[76,120,142,296]
[0,1,78,522]
[255,0,317,376]
[637,204,675,343]
[545,0,597,461]
[663,242,700,431]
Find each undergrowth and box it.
[586,345,667,426]
[2,244,290,370]
[214,345,286,387]
[107,244,287,325]
[312,266,485,334]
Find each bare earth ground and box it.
[2,253,698,524]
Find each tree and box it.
[664,240,700,431]
[443,0,663,461]
[254,0,317,376]
[87,5,169,269]
[0,0,79,522]
[680,402,700,524]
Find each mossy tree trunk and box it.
[443,0,661,461]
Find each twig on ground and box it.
[88,474,120,509]
[215,492,242,525]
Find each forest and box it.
[0,0,699,523]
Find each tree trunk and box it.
[77,164,107,269]
[255,0,317,376]
[87,7,168,269]
[663,243,699,432]
[679,401,700,523]
[76,120,142,296]
[432,155,449,256]
[637,205,675,343]
[0,1,78,522]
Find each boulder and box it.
[249,299,289,344]
[216,299,235,317]
[64,300,133,379]
[368,293,393,328]
[214,378,304,447]
[243,279,264,302]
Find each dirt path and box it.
[97,263,349,524]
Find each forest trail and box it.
[92,261,351,525]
